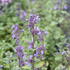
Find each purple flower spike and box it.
[19,60,25,67]
[28,42,34,49]
[41,50,44,55]
[63,5,68,10]
[35,45,46,58]
[16,46,24,52]
[31,27,40,35]
[61,51,66,55]
[38,31,44,41]
[12,24,24,45]
[23,11,27,17]
[12,24,19,33]
[1,0,12,5]
[29,14,40,26]
[25,62,31,66]
[16,46,24,58]
[12,24,19,39]
[29,55,34,63]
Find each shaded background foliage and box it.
[0,0,70,70]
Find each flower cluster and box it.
[16,45,25,67]
[34,45,46,58]
[0,0,12,5]
[12,24,20,45]
[27,14,47,69]
[12,24,25,67]
[28,14,40,28]
[12,24,24,45]
[16,46,24,59]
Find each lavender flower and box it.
[11,11,48,69]
[28,42,34,49]
[31,27,40,35]
[0,0,12,5]
[16,45,24,58]
[25,62,31,66]
[61,51,66,55]
[12,24,23,45]
[38,30,44,41]
[29,14,39,24]
[16,45,26,67]
[19,60,25,67]
[29,14,40,28]
[34,45,46,58]
[29,55,34,63]
[63,5,68,10]
[12,24,19,39]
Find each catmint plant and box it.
[16,46,25,67]
[28,14,47,70]
[12,24,20,45]
[12,11,48,70]
[28,14,40,70]
[12,24,25,67]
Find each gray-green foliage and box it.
[0,0,69,70]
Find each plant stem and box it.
[47,62,51,70]
[31,26,35,70]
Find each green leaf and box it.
[35,61,44,68]
[22,65,31,70]
[55,54,62,61]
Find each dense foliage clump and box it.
[0,0,70,70]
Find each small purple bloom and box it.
[29,14,40,27]
[41,50,44,55]
[31,27,40,35]
[16,46,25,67]
[12,24,23,45]
[12,24,19,39]
[0,65,4,69]
[28,55,34,63]
[25,62,31,66]
[63,5,68,10]
[12,24,19,34]
[28,23,34,28]
[16,45,24,58]
[61,51,66,55]
[38,31,44,41]
[35,45,46,58]
[16,45,24,52]
[28,42,34,49]
[16,13,20,16]
[19,60,25,67]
